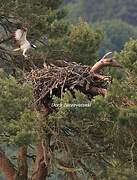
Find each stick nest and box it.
[25,61,108,107]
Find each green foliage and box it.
[0,0,104,69]
[0,0,73,73]
[46,40,137,177]
[67,21,103,65]
[47,74,137,178]
[39,20,103,65]
[0,69,36,145]
[118,39,137,73]
[103,165,137,180]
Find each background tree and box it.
[96,20,137,55]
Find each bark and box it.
[91,60,106,73]
[31,107,52,180]
[31,141,48,180]
[88,86,107,96]
[15,146,28,180]
[0,148,16,180]
[67,172,79,180]
[78,84,107,96]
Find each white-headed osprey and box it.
[13,24,36,58]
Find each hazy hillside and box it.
[63,0,137,54]
[65,0,137,26]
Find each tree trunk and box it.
[0,148,16,180]
[67,172,79,180]
[31,107,52,180]
[15,145,28,180]
[31,141,48,180]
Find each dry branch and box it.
[90,52,123,73]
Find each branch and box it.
[93,73,112,83]
[55,161,80,173]
[78,160,97,180]
[55,159,80,180]
[0,45,17,56]
[102,52,113,59]
[0,36,12,44]
[90,52,123,73]
[87,86,107,96]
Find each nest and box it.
[25,61,109,108]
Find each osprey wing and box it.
[14,29,27,44]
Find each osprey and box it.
[13,25,36,58]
